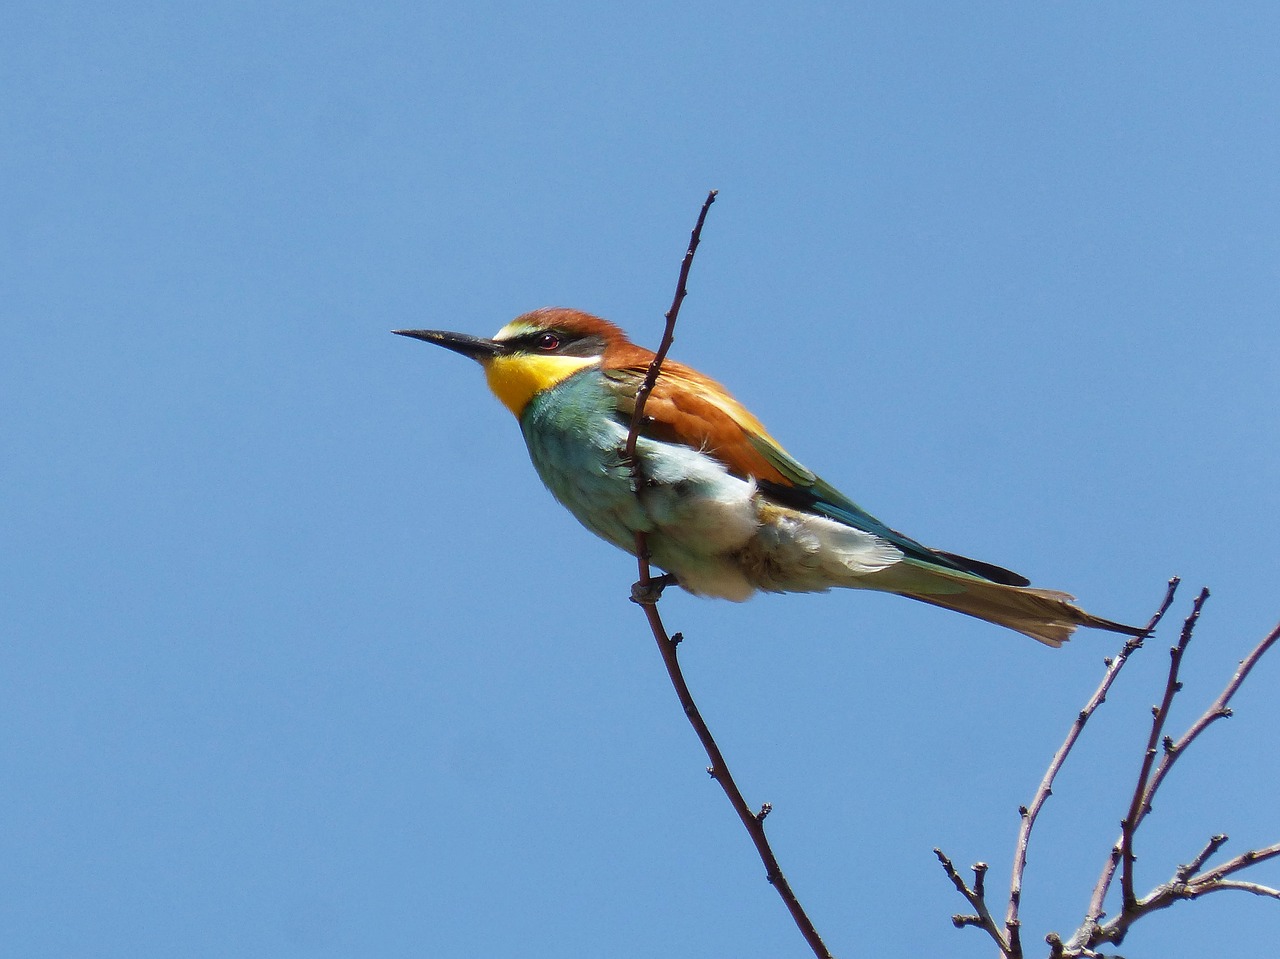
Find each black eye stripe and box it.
[504,330,563,350]
[501,330,608,358]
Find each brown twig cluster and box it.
[623,190,835,959]
[936,579,1280,958]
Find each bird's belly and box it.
[520,408,762,599]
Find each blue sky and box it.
[4,3,1278,956]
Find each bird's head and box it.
[394,307,636,417]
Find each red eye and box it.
[537,332,561,351]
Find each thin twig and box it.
[1088,601,1277,931]
[1189,841,1280,886]
[1147,619,1280,808]
[1119,588,1209,907]
[636,604,832,958]
[1176,834,1228,881]
[622,190,717,468]
[1083,844,1122,941]
[1084,841,1280,948]
[1203,880,1280,900]
[934,849,1011,956]
[1082,588,1201,927]
[1002,579,1179,952]
[625,192,833,959]
[1063,618,1280,955]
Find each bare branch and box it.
[1061,616,1280,956]
[1120,588,1209,906]
[1081,840,1280,949]
[1189,842,1280,886]
[1004,578,1180,946]
[1084,844,1122,937]
[622,189,717,469]
[934,848,1011,957]
[1175,834,1228,882]
[1149,618,1280,801]
[1090,607,1279,934]
[1081,587,1201,926]
[625,192,833,959]
[1202,880,1280,900]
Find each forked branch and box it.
[936,581,1280,958]
[1065,614,1280,955]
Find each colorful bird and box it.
[395,307,1141,646]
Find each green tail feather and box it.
[865,560,1145,647]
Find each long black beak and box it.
[392,329,508,361]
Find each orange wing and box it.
[602,353,798,486]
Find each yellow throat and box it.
[483,353,599,417]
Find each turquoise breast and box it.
[519,370,653,553]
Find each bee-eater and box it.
[395,307,1141,647]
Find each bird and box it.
[394,307,1142,647]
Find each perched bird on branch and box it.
[395,307,1141,646]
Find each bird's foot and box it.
[630,573,679,606]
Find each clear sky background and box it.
[4,3,1279,957]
